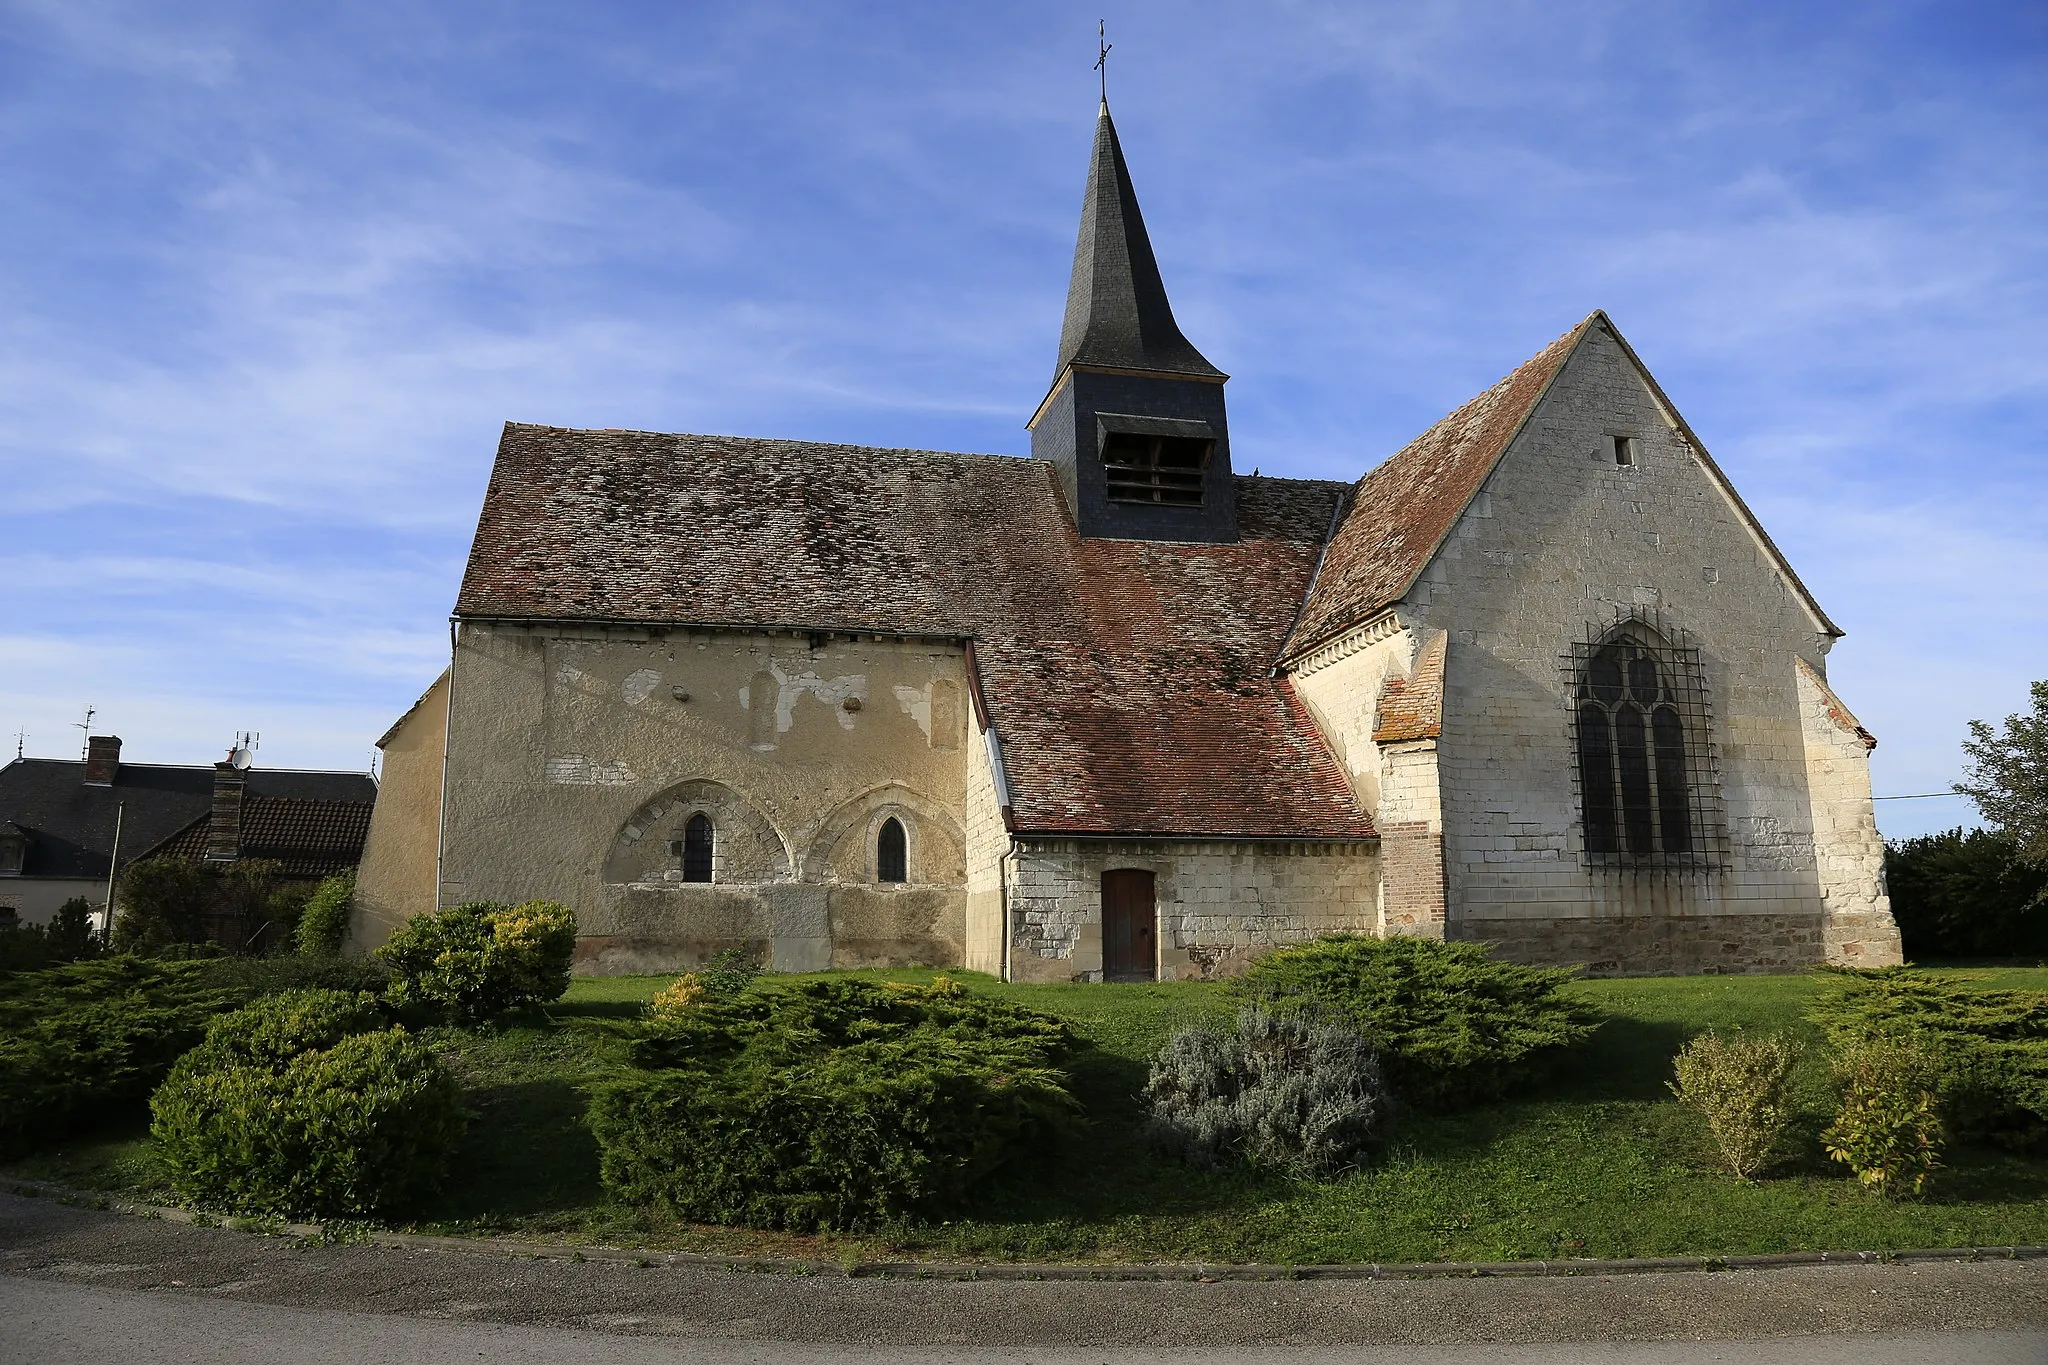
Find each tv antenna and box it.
[74,705,95,759]
[1094,20,1112,104]
[228,730,260,771]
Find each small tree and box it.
[1668,1031,1800,1179]
[114,860,214,952]
[1958,680,2048,865]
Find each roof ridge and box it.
[500,422,1027,467]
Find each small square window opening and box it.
[1612,435,1636,466]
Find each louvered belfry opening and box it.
[1102,431,1211,506]
[1569,618,1720,870]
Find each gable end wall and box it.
[1407,325,1899,974]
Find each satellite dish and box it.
[229,747,253,771]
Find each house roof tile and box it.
[144,796,375,879]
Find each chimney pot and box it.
[82,735,121,787]
[206,760,246,861]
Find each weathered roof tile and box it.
[457,426,1373,840]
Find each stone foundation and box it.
[1454,911,1827,976]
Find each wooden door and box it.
[1100,869,1157,982]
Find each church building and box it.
[354,102,1902,980]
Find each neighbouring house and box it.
[0,735,376,928]
[357,100,1901,980]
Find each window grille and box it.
[877,816,907,884]
[1567,617,1721,870]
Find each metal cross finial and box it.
[1094,20,1111,105]
[11,728,23,760]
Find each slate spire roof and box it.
[1052,104,1225,384]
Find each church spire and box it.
[1052,104,1225,384]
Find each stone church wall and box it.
[961,709,1011,976]
[1004,838,1380,983]
[1405,323,1900,974]
[433,621,972,974]
[1795,659,1903,967]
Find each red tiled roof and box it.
[1284,318,1594,660]
[145,796,373,879]
[457,426,1374,840]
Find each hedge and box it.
[590,978,1078,1230]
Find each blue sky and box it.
[1,0,2042,839]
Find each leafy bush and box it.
[1822,1037,1945,1197]
[590,978,1078,1230]
[0,957,245,1158]
[1884,829,2048,960]
[1668,1031,1801,1179]
[151,988,465,1218]
[114,858,299,955]
[1144,1005,1388,1179]
[1237,935,1600,1108]
[295,872,356,956]
[697,945,764,995]
[1809,971,2048,1150]
[376,900,576,1023]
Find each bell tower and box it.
[1028,103,1237,544]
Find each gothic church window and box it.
[1574,628,1705,865]
[877,817,907,884]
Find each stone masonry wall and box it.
[438,622,973,974]
[1795,658,1904,966]
[962,708,1011,976]
[1407,321,1896,973]
[1005,838,1379,983]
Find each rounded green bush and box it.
[1237,935,1600,1108]
[590,978,1078,1230]
[150,989,465,1218]
[375,900,576,1024]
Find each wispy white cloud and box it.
[0,0,2041,800]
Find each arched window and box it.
[1574,629,1699,865]
[876,817,907,884]
[682,812,714,883]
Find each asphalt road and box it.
[5,1192,2047,1363]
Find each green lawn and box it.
[19,966,2048,1265]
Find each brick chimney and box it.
[82,735,121,787]
[205,759,246,861]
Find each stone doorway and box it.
[1101,869,1157,982]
